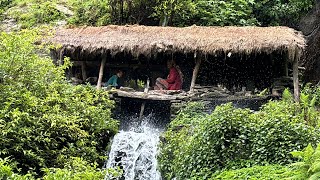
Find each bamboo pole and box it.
[139,102,146,120]
[189,57,202,92]
[97,57,106,89]
[81,61,87,82]
[293,51,300,102]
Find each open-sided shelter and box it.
[50,25,305,101]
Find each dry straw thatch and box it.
[51,25,306,61]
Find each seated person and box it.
[106,70,123,88]
[154,59,183,90]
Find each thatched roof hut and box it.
[52,25,305,61]
[50,25,306,101]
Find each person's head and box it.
[167,59,176,69]
[116,70,123,78]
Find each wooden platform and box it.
[109,89,272,103]
[110,90,178,101]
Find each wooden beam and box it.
[293,52,300,102]
[115,90,177,101]
[81,61,87,82]
[97,57,107,89]
[189,57,202,92]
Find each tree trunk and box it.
[293,53,300,102]
[120,0,124,24]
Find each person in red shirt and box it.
[154,59,183,90]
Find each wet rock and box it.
[56,4,74,16]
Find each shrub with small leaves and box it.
[159,99,320,179]
[211,164,298,180]
[0,30,118,176]
[7,0,66,28]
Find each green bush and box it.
[211,164,297,180]
[158,102,207,179]
[7,0,66,28]
[42,157,106,180]
[1,0,315,28]
[249,92,320,164]
[67,0,111,26]
[0,157,122,180]
[0,30,118,176]
[153,0,258,26]
[158,100,320,179]
[253,0,314,26]
[0,0,13,18]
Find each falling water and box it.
[105,114,163,180]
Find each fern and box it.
[310,162,320,173]
[288,144,320,179]
[308,171,320,180]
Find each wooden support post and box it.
[81,61,87,82]
[284,60,288,77]
[293,53,300,102]
[281,52,290,77]
[59,48,64,66]
[139,101,146,120]
[189,57,202,92]
[97,57,106,90]
[283,53,289,77]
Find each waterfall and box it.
[105,114,162,180]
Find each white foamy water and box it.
[105,116,162,180]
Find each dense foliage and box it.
[68,0,111,26]
[0,30,118,176]
[7,0,66,28]
[253,0,315,26]
[158,91,320,179]
[211,165,294,180]
[212,142,320,180]
[0,0,315,28]
[153,0,258,26]
[0,157,121,179]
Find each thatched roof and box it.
[51,25,306,61]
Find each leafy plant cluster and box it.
[0,0,13,18]
[154,0,314,26]
[289,143,320,180]
[254,0,315,26]
[7,0,66,28]
[0,157,122,180]
[211,164,294,180]
[0,30,118,177]
[154,0,258,26]
[158,91,320,179]
[67,0,111,26]
[212,143,320,180]
[0,0,315,28]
